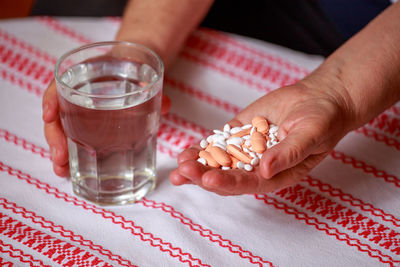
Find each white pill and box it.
[249,152,257,158]
[213,129,224,135]
[200,139,208,149]
[223,124,231,132]
[223,131,231,139]
[244,164,253,171]
[242,135,251,140]
[243,147,250,153]
[242,124,252,130]
[250,126,256,135]
[227,137,244,146]
[213,140,227,150]
[251,157,259,166]
[213,135,226,143]
[245,139,251,147]
[269,125,278,134]
[221,166,231,170]
[257,153,263,159]
[197,157,207,165]
[269,133,276,140]
[237,161,245,169]
[206,135,215,143]
[230,127,243,134]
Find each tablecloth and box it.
[0,16,399,267]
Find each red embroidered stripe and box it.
[254,194,397,265]
[0,238,49,267]
[275,185,400,256]
[0,162,209,267]
[0,213,111,266]
[0,198,136,267]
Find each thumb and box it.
[259,126,320,179]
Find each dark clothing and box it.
[31,0,391,56]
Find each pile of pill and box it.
[197,116,279,171]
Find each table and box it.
[0,16,399,267]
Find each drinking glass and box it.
[55,41,164,205]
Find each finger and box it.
[44,119,69,167]
[161,94,171,115]
[177,146,200,164]
[53,162,70,178]
[259,127,320,179]
[178,159,213,185]
[42,80,59,123]
[258,153,327,193]
[170,169,193,185]
[201,168,259,195]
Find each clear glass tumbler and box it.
[55,41,164,205]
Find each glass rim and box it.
[54,41,164,99]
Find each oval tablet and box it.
[252,116,269,134]
[209,146,232,167]
[251,131,267,153]
[199,150,220,168]
[226,144,252,164]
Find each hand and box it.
[170,74,355,195]
[42,80,171,177]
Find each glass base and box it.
[72,176,156,206]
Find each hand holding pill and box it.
[170,82,354,195]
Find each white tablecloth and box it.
[0,16,399,267]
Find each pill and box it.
[257,153,263,159]
[244,164,253,171]
[237,161,245,169]
[251,131,267,153]
[230,127,243,134]
[199,150,220,168]
[242,134,251,140]
[208,146,232,167]
[249,152,257,158]
[242,124,252,129]
[213,142,226,150]
[221,166,231,170]
[213,135,226,143]
[226,137,244,147]
[252,116,269,134]
[223,124,231,132]
[269,125,278,134]
[245,139,251,147]
[205,144,213,152]
[226,144,252,164]
[250,126,256,135]
[206,135,214,143]
[231,128,251,138]
[243,147,250,153]
[222,131,231,139]
[251,157,259,166]
[230,158,238,168]
[200,139,208,149]
[197,157,207,165]
[213,129,224,135]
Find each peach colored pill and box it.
[226,144,252,164]
[231,128,251,138]
[209,146,232,167]
[205,143,213,152]
[199,150,220,168]
[251,131,267,153]
[231,155,239,169]
[252,116,269,134]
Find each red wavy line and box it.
[0,127,273,266]
[254,194,396,266]
[330,150,400,188]
[302,176,400,227]
[356,126,400,151]
[37,17,93,44]
[0,162,209,267]
[0,28,56,65]
[0,67,43,96]
[0,129,50,159]
[0,198,136,267]
[199,28,309,76]
[139,198,274,267]
[185,33,300,87]
[165,77,241,114]
[0,238,50,267]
